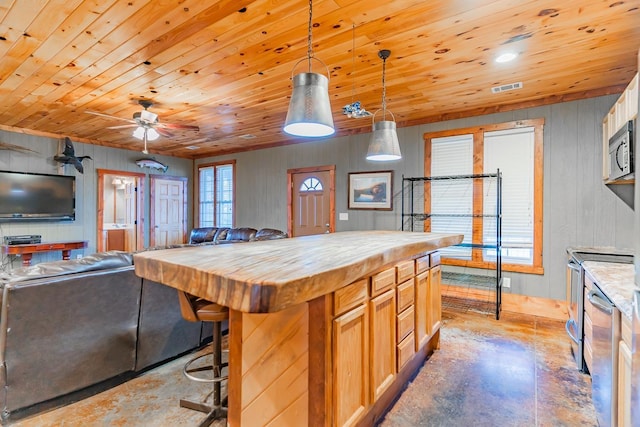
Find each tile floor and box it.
[7,306,596,427]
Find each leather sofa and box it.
[187,226,288,244]
[0,227,287,422]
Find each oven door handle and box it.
[565,318,580,344]
[588,289,613,315]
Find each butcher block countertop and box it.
[134,230,463,313]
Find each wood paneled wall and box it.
[196,94,634,302]
[0,130,193,267]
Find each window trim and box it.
[196,160,236,228]
[424,119,544,274]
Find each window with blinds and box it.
[426,119,543,273]
[430,134,473,259]
[198,161,235,228]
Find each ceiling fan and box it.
[86,100,199,154]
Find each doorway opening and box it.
[97,169,146,252]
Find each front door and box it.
[288,165,335,237]
[150,176,187,247]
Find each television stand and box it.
[1,241,88,266]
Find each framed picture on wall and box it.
[348,170,393,210]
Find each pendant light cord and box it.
[307,0,314,71]
[381,55,387,118]
[351,24,356,104]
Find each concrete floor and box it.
[8,306,595,426]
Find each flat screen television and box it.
[0,170,76,221]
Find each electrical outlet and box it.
[502,277,511,288]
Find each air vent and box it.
[491,81,523,94]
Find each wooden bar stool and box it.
[177,291,229,427]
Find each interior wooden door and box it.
[150,176,187,247]
[288,165,335,237]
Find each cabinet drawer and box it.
[621,314,632,347]
[396,260,415,284]
[396,279,414,312]
[397,305,414,342]
[430,252,441,267]
[416,255,430,274]
[397,334,415,372]
[371,267,396,296]
[334,279,368,316]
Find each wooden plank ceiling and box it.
[0,0,638,159]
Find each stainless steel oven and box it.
[566,253,585,371]
[565,250,634,373]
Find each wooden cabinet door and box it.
[370,289,396,402]
[617,337,632,426]
[333,304,369,427]
[414,270,429,351]
[427,265,442,337]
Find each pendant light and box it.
[366,49,402,161]
[283,0,335,137]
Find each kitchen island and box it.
[134,230,463,426]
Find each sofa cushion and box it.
[254,228,288,241]
[188,227,219,244]
[0,251,133,284]
[224,227,257,242]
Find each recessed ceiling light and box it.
[495,52,518,63]
[239,134,256,139]
[186,145,200,150]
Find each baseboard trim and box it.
[442,284,568,321]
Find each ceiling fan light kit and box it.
[367,49,402,162]
[283,0,335,138]
[85,99,199,153]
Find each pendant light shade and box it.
[366,49,401,161]
[284,72,335,137]
[283,0,335,137]
[367,119,401,161]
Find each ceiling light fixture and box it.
[496,52,518,63]
[366,49,401,162]
[283,0,335,137]
[132,126,158,154]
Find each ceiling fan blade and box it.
[155,128,174,138]
[157,122,200,131]
[85,110,136,123]
[107,124,138,130]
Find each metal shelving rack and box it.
[401,171,503,319]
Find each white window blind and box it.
[483,127,534,264]
[431,134,474,259]
[199,163,234,228]
[215,165,234,227]
[199,167,214,227]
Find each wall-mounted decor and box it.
[348,170,393,210]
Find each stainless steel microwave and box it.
[608,120,634,181]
